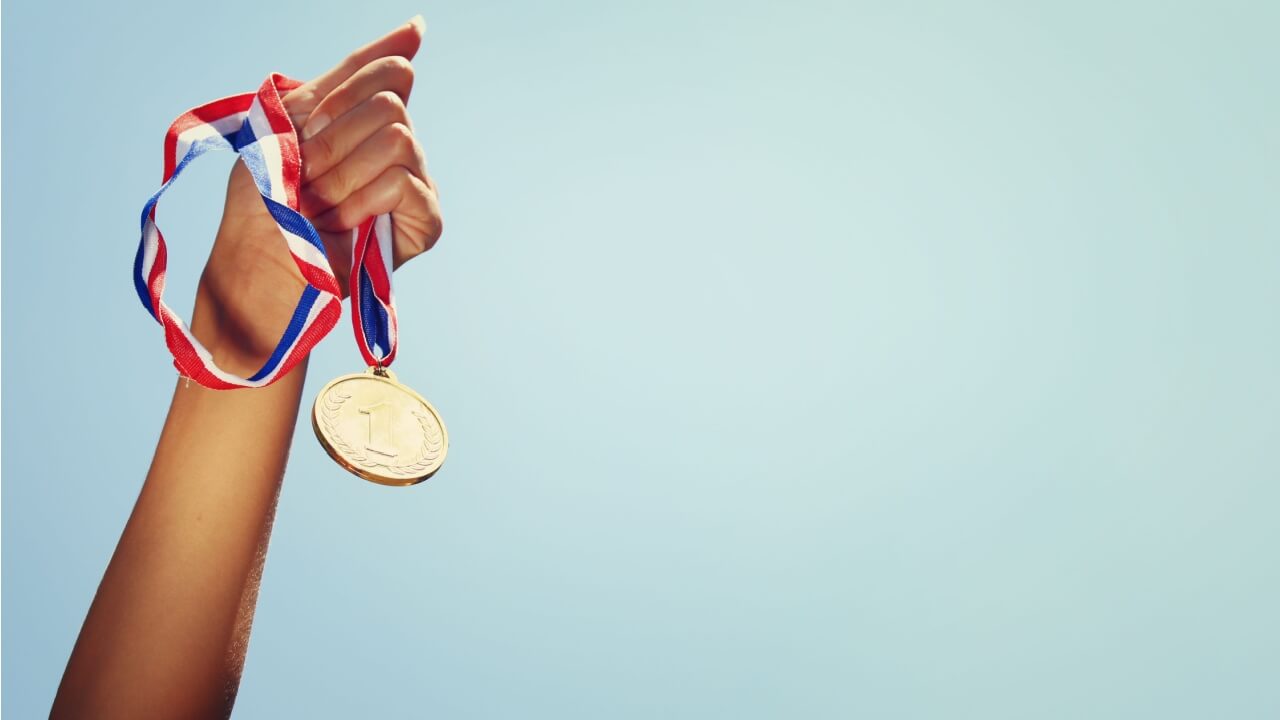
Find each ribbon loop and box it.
[135,73,399,388]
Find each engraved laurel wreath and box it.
[320,390,444,476]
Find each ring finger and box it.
[300,122,426,217]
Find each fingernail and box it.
[408,14,425,33]
[302,112,330,140]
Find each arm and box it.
[50,327,308,718]
[52,17,441,719]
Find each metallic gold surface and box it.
[312,368,448,486]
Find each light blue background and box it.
[4,1,1279,717]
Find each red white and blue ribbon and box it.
[135,73,399,388]
[350,214,399,368]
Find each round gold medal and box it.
[312,368,448,486]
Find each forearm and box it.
[53,299,307,719]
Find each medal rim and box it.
[311,369,449,487]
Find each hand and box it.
[195,17,441,375]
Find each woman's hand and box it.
[196,17,442,375]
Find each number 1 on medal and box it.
[359,402,397,458]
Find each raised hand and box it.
[285,15,442,280]
[198,17,440,375]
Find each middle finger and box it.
[300,90,411,183]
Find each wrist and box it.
[191,272,309,379]
[191,219,312,378]
[188,290,272,379]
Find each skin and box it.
[51,18,442,719]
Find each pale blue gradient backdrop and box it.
[4,1,1279,717]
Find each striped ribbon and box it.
[350,214,398,368]
[134,73,399,388]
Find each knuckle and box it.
[386,122,416,153]
[392,164,416,185]
[373,90,407,121]
[378,55,415,85]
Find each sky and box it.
[4,0,1279,717]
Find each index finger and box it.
[283,15,425,124]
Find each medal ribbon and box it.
[135,73,399,388]
[350,214,398,368]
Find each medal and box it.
[311,214,448,485]
[312,368,447,485]
[135,74,447,484]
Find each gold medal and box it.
[312,367,448,486]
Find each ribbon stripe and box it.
[134,73,399,388]
[350,214,399,367]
